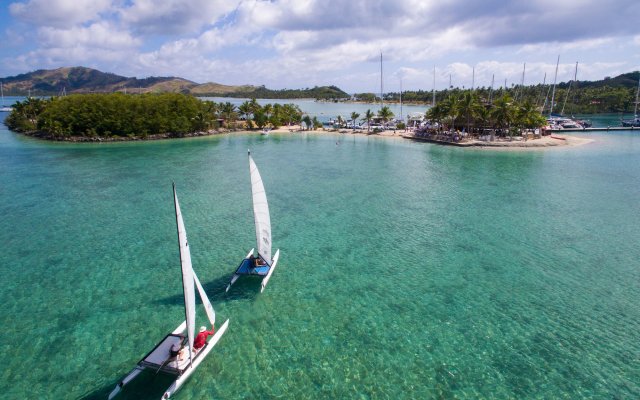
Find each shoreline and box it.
[14,125,594,150]
[267,125,595,150]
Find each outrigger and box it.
[108,184,229,400]
[226,150,280,293]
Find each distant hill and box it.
[0,66,350,99]
[0,67,196,95]
[556,71,640,89]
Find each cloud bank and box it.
[3,0,639,91]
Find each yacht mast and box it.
[432,66,436,106]
[549,55,560,116]
[561,62,578,115]
[634,76,640,118]
[399,77,403,122]
[489,74,494,104]
[380,52,384,110]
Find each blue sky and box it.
[1,0,639,93]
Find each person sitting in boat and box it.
[170,342,187,361]
[193,326,215,352]
[254,257,266,267]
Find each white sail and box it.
[193,271,215,327]
[173,185,196,362]
[248,153,272,263]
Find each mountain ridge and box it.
[0,66,350,99]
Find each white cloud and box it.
[3,0,640,91]
[119,0,239,35]
[9,0,112,28]
[38,22,140,49]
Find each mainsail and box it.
[248,153,272,263]
[173,184,196,362]
[193,272,215,326]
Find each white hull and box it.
[225,249,254,292]
[109,319,229,400]
[110,185,228,400]
[162,319,229,399]
[260,249,280,293]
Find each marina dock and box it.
[547,126,638,133]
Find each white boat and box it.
[226,151,280,293]
[261,128,271,135]
[109,184,229,400]
[1,82,12,112]
[622,77,640,127]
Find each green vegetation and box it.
[5,93,303,140]
[368,71,640,115]
[208,85,350,100]
[425,92,547,137]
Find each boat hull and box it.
[162,319,229,399]
[108,319,229,400]
[226,248,280,292]
[261,249,280,292]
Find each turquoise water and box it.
[1,113,639,399]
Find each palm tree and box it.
[441,94,461,131]
[362,109,374,132]
[249,98,260,114]
[476,105,492,135]
[378,106,394,127]
[238,100,252,129]
[458,91,482,137]
[490,94,513,137]
[220,102,237,129]
[302,115,312,130]
[263,103,273,123]
[350,111,360,129]
[426,102,445,128]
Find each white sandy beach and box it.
[263,125,594,150]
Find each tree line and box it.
[382,84,639,115]
[356,70,640,115]
[425,93,547,137]
[205,85,350,100]
[5,93,304,139]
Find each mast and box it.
[515,63,525,101]
[561,61,578,115]
[489,74,494,104]
[399,77,403,123]
[536,72,547,109]
[471,65,475,91]
[549,55,560,116]
[380,52,384,110]
[173,184,196,365]
[248,151,272,263]
[432,66,436,106]
[634,76,640,118]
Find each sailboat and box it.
[1,82,13,112]
[109,184,229,400]
[622,77,640,127]
[225,150,280,293]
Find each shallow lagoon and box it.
[1,113,639,399]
